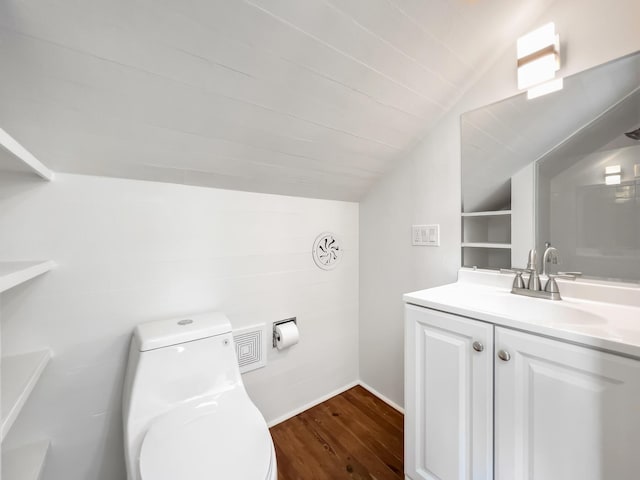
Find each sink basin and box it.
[531,302,606,325]
[404,269,640,359]
[456,289,606,326]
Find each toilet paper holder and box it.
[273,317,297,348]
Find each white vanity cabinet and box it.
[405,303,640,480]
[405,305,494,480]
[495,327,640,480]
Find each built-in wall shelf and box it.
[462,242,512,249]
[462,208,512,270]
[1,440,50,480]
[0,128,53,181]
[0,129,54,477]
[1,350,52,441]
[0,261,55,294]
[461,210,512,217]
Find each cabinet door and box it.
[405,305,494,480]
[495,327,640,480]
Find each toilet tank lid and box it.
[134,312,232,351]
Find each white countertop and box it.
[404,269,640,359]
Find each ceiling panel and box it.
[0,0,554,200]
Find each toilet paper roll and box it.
[275,322,299,350]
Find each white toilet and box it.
[122,312,277,480]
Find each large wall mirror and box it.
[461,51,639,283]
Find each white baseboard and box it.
[267,379,404,428]
[267,380,359,428]
[358,381,405,414]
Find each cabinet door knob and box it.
[497,350,511,361]
[472,341,484,352]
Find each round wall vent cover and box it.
[312,232,342,270]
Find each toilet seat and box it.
[139,391,273,480]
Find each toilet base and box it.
[267,440,278,480]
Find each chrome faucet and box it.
[501,247,581,301]
[526,249,542,291]
[542,242,559,277]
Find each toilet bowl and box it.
[122,312,277,480]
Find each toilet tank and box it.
[123,312,243,480]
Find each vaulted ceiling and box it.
[0,0,554,200]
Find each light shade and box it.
[605,165,623,185]
[517,22,560,90]
[517,23,557,59]
[605,174,621,185]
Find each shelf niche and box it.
[461,209,512,270]
[462,246,511,270]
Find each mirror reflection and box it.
[461,51,640,282]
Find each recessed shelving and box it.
[0,261,56,294]
[462,206,512,270]
[462,215,512,268]
[0,129,53,181]
[462,245,511,270]
[1,440,50,480]
[1,350,52,441]
[461,210,512,217]
[462,242,512,249]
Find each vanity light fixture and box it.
[605,175,621,185]
[605,165,622,185]
[517,22,561,96]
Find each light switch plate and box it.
[412,224,440,246]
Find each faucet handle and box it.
[499,268,527,289]
[544,276,561,294]
[558,271,582,277]
[551,273,580,280]
[499,267,531,274]
[544,273,578,293]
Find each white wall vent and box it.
[312,232,341,270]
[233,324,267,374]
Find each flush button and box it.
[177,319,193,326]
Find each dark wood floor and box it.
[270,385,404,480]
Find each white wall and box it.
[359,0,640,407]
[0,173,358,480]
